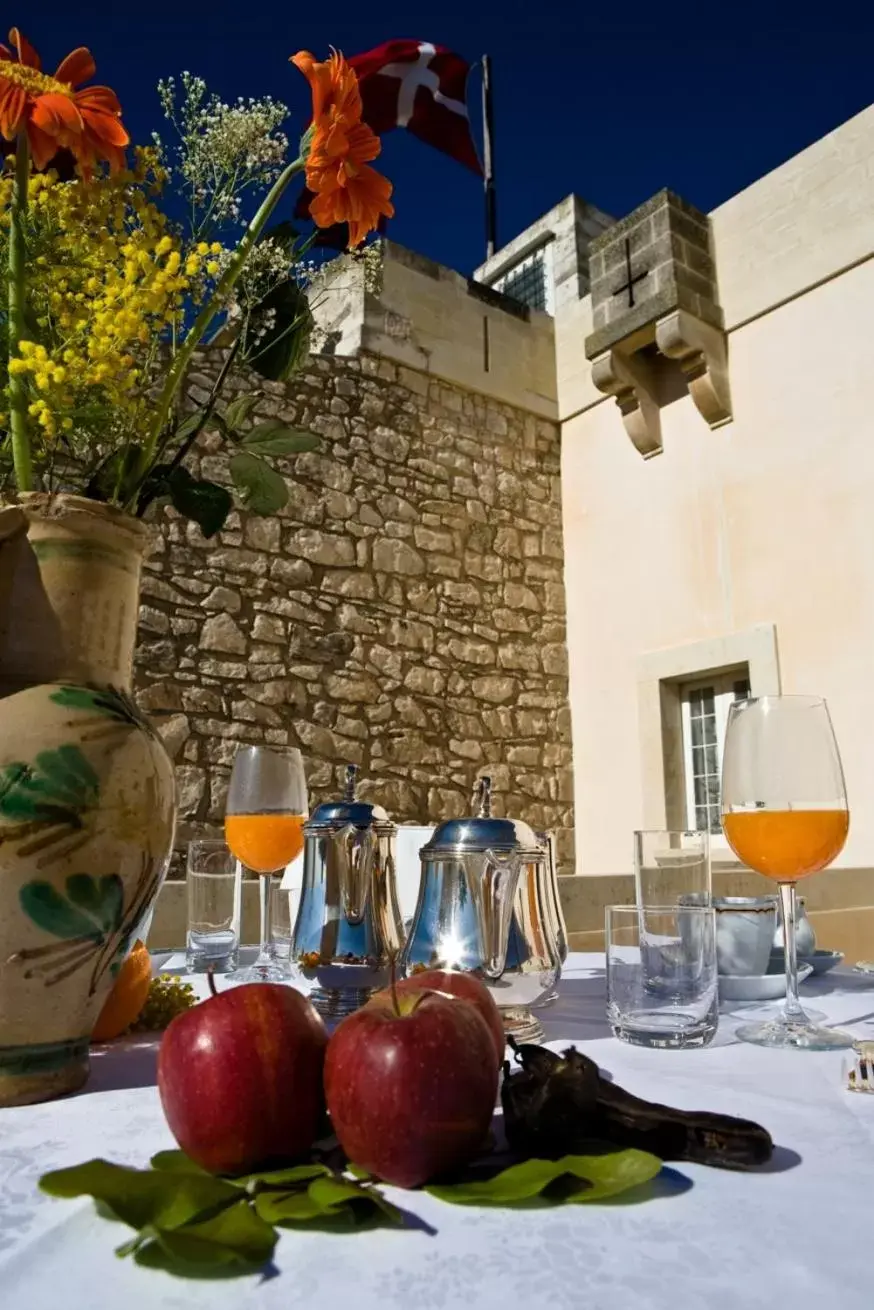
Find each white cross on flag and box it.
[349,40,482,175]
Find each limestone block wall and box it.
[135,350,574,873]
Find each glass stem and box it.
[255,873,274,966]
[779,881,806,1022]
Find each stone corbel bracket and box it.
[584,190,733,457]
[590,310,732,458]
[590,347,663,459]
[655,309,732,431]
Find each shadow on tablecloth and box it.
[87,1034,161,1093]
[540,971,611,1043]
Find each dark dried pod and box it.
[501,1041,773,1171]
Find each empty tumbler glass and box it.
[606,903,718,1049]
[186,839,241,974]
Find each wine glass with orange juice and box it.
[225,745,307,983]
[721,694,853,1050]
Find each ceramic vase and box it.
[0,494,176,1106]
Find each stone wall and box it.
[135,348,575,873]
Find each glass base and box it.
[736,1014,855,1050]
[611,1011,717,1050]
[233,958,291,984]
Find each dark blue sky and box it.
[27,2,874,273]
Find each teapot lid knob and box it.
[474,775,492,819]
[343,763,358,802]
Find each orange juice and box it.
[225,813,306,874]
[722,809,848,881]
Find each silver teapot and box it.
[291,765,403,1022]
[403,778,560,1041]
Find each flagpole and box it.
[481,53,497,259]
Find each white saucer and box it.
[719,961,813,1001]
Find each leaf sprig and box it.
[38,1143,662,1278]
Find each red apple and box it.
[324,988,498,1188]
[391,969,506,1068]
[158,981,328,1174]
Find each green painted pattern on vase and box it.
[0,1036,90,1077]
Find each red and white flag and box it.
[349,40,482,176]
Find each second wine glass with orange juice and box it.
[225,745,307,983]
[720,694,853,1050]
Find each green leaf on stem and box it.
[246,279,312,383]
[39,1158,242,1231]
[223,394,259,434]
[229,451,288,514]
[425,1151,662,1206]
[154,465,233,537]
[241,423,319,458]
[85,447,146,505]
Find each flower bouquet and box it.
[0,27,394,533]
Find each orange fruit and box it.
[91,940,152,1042]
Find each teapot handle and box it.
[471,848,523,980]
[331,823,376,926]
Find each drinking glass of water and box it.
[606,903,718,1049]
[186,840,241,974]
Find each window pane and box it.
[700,687,715,714]
[692,745,705,775]
[701,715,718,746]
[500,253,547,311]
[690,717,703,747]
[694,774,707,806]
[733,678,750,700]
[705,744,719,777]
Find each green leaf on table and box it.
[39,1158,241,1232]
[229,451,288,515]
[426,1151,661,1206]
[131,1201,276,1274]
[255,1173,403,1229]
[240,422,319,458]
[223,394,259,434]
[309,1175,404,1223]
[240,1162,332,1186]
[149,1150,211,1176]
[254,1189,326,1224]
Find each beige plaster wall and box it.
[561,255,874,876]
[713,103,874,329]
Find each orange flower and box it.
[292,49,393,248]
[0,28,128,174]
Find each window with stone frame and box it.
[680,669,751,836]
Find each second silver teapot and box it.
[403,778,561,1041]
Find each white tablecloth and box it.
[3,954,874,1310]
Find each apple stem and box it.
[207,967,219,999]
[388,951,401,1018]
